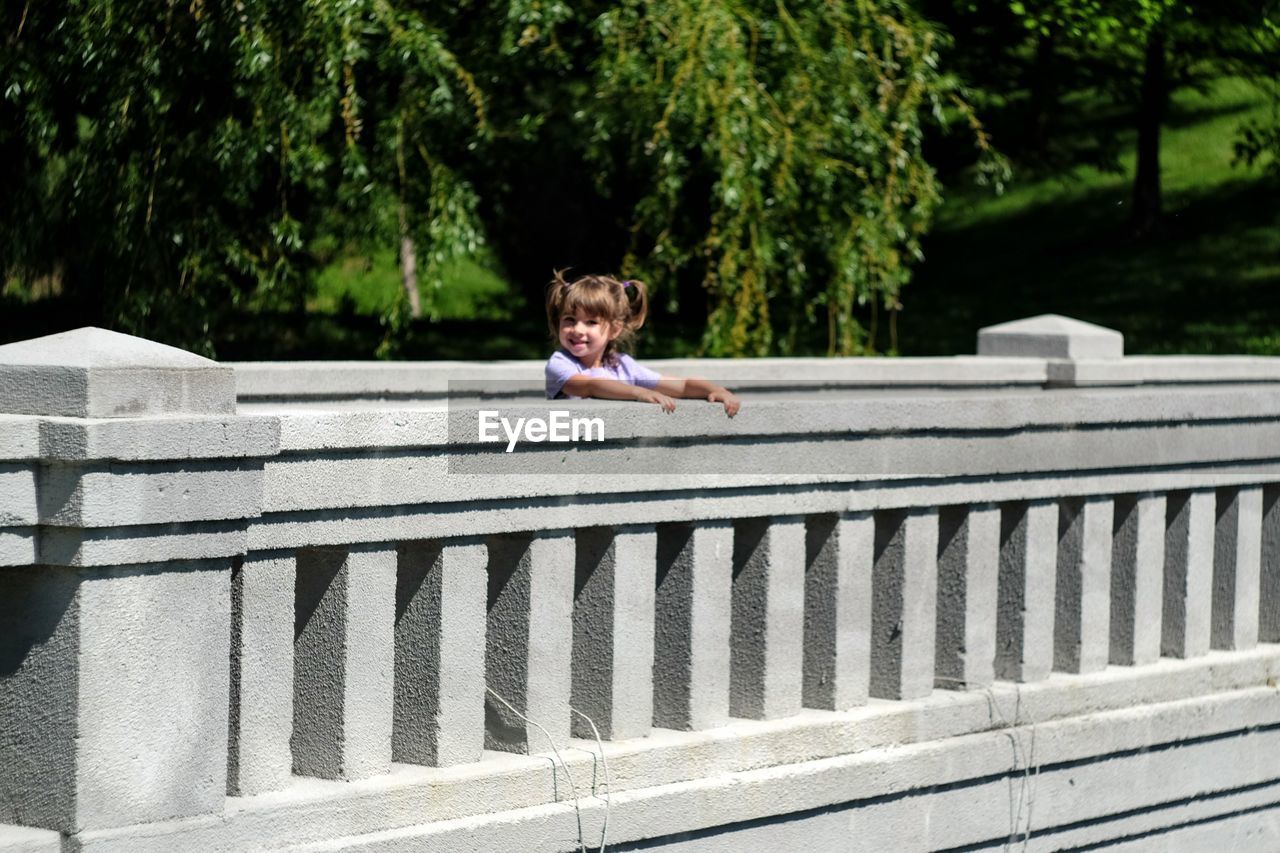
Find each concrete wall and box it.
[2,319,1280,852]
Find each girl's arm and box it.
[561,374,678,412]
[652,377,741,417]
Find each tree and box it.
[933,0,1280,236]
[2,1,996,357]
[1,0,486,353]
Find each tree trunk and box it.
[1132,26,1167,238]
[398,203,422,319]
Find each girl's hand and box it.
[708,389,740,417]
[636,388,678,412]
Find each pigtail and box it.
[621,278,649,334]
[545,268,573,342]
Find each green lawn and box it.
[312,252,522,322]
[899,77,1280,356]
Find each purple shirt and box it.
[545,350,662,399]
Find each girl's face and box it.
[559,310,618,368]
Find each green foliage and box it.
[1,0,486,354]
[2,0,997,357]
[904,77,1280,357]
[586,0,1001,355]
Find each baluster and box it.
[1263,486,1280,642]
[935,504,1000,690]
[1110,494,1165,666]
[1212,487,1262,651]
[228,551,295,795]
[1163,490,1215,658]
[803,512,873,709]
[485,531,574,753]
[1055,497,1113,674]
[996,501,1057,682]
[293,545,395,780]
[573,525,656,740]
[871,508,939,700]
[731,517,805,718]
[653,521,732,731]
[394,539,487,766]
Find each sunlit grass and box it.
[311,252,520,321]
[904,77,1279,356]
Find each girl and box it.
[544,271,741,417]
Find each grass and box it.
[898,77,1280,356]
[312,252,522,322]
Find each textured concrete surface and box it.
[393,540,485,767]
[35,415,279,462]
[36,461,263,527]
[572,526,657,740]
[0,528,35,567]
[0,464,36,527]
[55,648,1280,851]
[1212,486,1262,651]
[653,521,732,730]
[228,552,296,796]
[1109,493,1165,666]
[996,501,1057,682]
[870,509,939,700]
[0,825,60,853]
[1049,354,1280,386]
[935,504,1000,689]
[1,563,231,833]
[0,328,235,418]
[1054,496,1113,673]
[1264,487,1280,643]
[1163,490,1215,658]
[293,546,396,779]
[0,565,79,832]
[977,314,1123,358]
[38,520,248,567]
[802,512,872,710]
[8,328,1280,850]
[485,531,574,752]
[729,517,805,719]
[231,356,1051,400]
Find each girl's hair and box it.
[545,270,649,364]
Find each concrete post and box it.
[870,508,939,701]
[394,539,487,766]
[803,513,873,710]
[1263,487,1280,643]
[730,517,805,719]
[572,526,656,740]
[293,545,396,779]
[0,328,274,834]
[1163,490,1215,658]
[1212,487,1262,651]
[1055,497,1113,674]
[485,531,574,753]
[996,501,1057,683]
[1110,494,1165,666]
[653,521,732,731]
[935,504,1000,690]
[228,551,296,795]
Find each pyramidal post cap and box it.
[976,314,1123,359]
[0,327,236,418]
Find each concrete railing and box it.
[2,315,1280,852]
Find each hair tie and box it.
[621,280,634,289]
